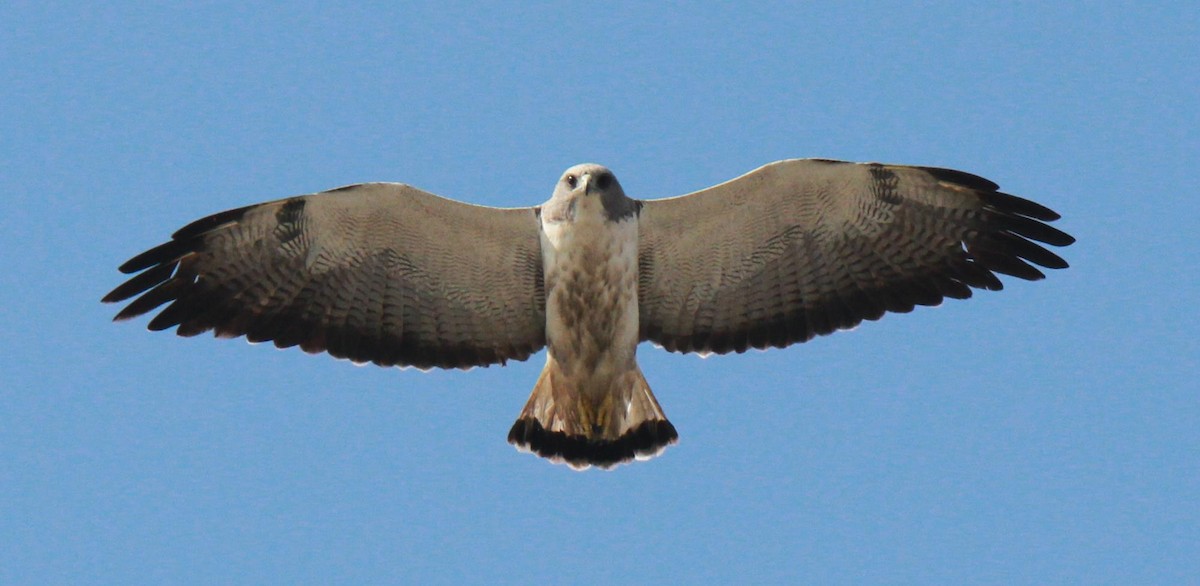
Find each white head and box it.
[543,164,640,223]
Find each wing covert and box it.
[104,183,546,369]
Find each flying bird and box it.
[104,159,1074,469]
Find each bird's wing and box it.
[104,182,546,369]
[636,159,1074,355]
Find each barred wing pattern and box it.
[104,183,546,370]
[637,159,1074,355]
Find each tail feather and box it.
[507,360,678,470]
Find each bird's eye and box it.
[595,174,612,189]
[565,174,577,188]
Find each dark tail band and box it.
[508,418,678,470]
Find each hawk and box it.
[104,159,1074,469]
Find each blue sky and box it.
[2,2,1196,584]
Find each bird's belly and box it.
[541,216,640,395]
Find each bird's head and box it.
[546,163,640,223]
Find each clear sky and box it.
[3,3,1196,584]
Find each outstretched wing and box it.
[636,159,1074,355]
[104,183,546,369]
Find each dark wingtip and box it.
[103,262,176,303]
[507,418,679,470]
[980,190,1063,222]
[117,239,193,274]
[170,205,254,240]
[919,165,1001,192]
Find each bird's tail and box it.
[507,357,678,470]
